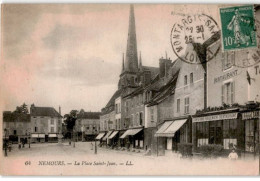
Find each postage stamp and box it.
[170,14,220,64]
[219,5,257,51]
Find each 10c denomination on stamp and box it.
[219,5,257,51]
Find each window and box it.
[139,112,143,126]
[222,52,234,70]
[35,127,37,132]
[13,130,17,135]
[184,75,188,85]
[51,119,54,125]
[223,119,237,149]
[222,82,235,105]
[136,113,139,126]
[196,122,209,147]
[184,97,189,114]
[190,73,193,84]
[151,107,154,122]
[245,120,259,152]
[51,127,54,133]
[177,99,180,113]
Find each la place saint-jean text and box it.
[37,160,134,166]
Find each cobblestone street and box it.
[1,142,259,176]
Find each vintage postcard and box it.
[0,3,260,176]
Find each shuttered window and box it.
[222,81,235,105]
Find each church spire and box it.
[122,53,125,73]
[139,51,142,68]
[124,4,138,73]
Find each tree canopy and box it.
[64,110,78,132]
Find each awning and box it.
[95,132,106,140]
[155,119,187,137]
[108,131,119,139]
[39,134,45,138]
[102,131,113,140]
[48,134,57,137]
[154,121,173,136]
[31,134,39,138]
[120,128,143,139]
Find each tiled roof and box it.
[77,112,101,119]
[31,106,62,118]
[3,111,30,122]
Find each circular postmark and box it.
[233,19,260,68]
[170,14,220,64]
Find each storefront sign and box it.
[242,111,260,120]
[192,113,238,123]
[214,69,238,84]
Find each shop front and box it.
[242,110,260,154]
[30,133,46,143]
[95,132,106,146]
[120,127,144,150]
[155,119,187,156]
[193,110,242,152]
[48,133,58,143]
[108,131,119,148]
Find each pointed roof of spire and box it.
[124,4,138,73]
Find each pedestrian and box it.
[18,142,21,149]
[228,149,238,160]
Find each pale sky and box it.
[0,4,237,115]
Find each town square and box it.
[1,4,260,175]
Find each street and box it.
[1,141,259,175]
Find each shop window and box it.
[222,52,234,71]
[190,73,193,84]
[177,99,180,113]
[184,75,188,86]
[196,122,209,147]
[184,97,189,114]
[223,119,237,149]
[245,120,259,152]
[222,82,235,105]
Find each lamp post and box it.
[95,139,97,154]
[73,127,75,148]
[4,129,8,157]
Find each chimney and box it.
[159,57,172,78]
[59,106,61,115]
[30,104,35,114]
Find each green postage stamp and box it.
[219,5,257,51]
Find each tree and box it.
[14,103,28,114]
[63,110,78,140]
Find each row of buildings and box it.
[3,105,101,143]
[96,5,260,156]
[3,104,63,143]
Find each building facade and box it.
[75,110,101,141]
[30,104,62,143]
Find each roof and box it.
[31,106,62,118]
[141,66,159,80]
[3,111,30,122]
[146,70,180,107]
[77,112,101,119]
[102,89,122,115]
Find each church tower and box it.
[119,5,139,89]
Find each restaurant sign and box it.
[242,111,260,120]
[192,113,238,123]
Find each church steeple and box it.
[124,4,138,73]
[121,53,125,73]
[139,51,142,69]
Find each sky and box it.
[0,4,242,115]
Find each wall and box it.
[30,116,61,134]
[3,121,31,136]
